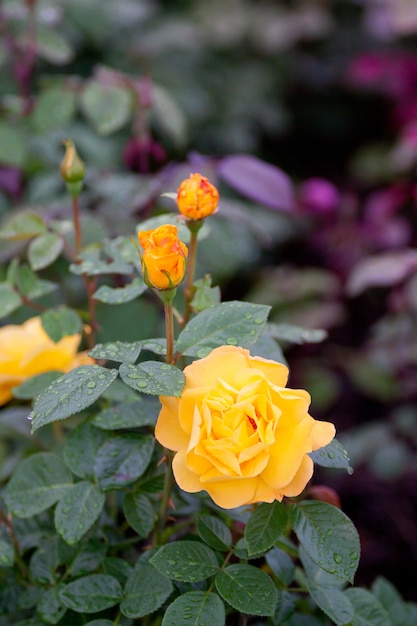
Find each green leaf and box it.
[69,248,133,276]
[94,434,154,490]
[300,547,354,626]
[0,123,26,167]
[123,493,155,537]
[310,438,353,474]
[289,501,360,583]
[84,622,113,626]
[80,81,132,135]
[245,501,288,556]
[191,276,221,312]
[37,584,67,624]
[59,574,122,613]
[31,87,76,132]
[88,340,141,363]
[0,211,46,240]
[0,282,21,318]
[63,419,107,479]
[150,541,219,582]
[92,278,146,304]
[28,233,64,270]
[65,538,107,578]
[0,524,14,567]
[36,26,74,64]
[151,84,187,148]
[29,539,59,585]
[12,371,62,400]
[120,563,173,618]
[30,365,118,432]
[15,263,37,295]
[119,361,185,397]
[55,482,105,545]
[215,564,276,617]
[93,397,159,430]
[345,588,391,626]
[196,514,232,551]
[274,588,296,623]
[102,557,132,584]
[26,278,58,300]
[41,307,82,342]
[3,452,73,518]
[162,591,225,626]
[265,547,295,586]
[141,338,167,356]
[267,323,327,345]
[372,577,410,626]
[176,301,270,358]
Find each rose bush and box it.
[156,345,335,508]
[138,224,188,290]
[0,316,93,406]
[176,172,219,220]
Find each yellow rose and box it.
[177,173,219,220]
[155,345,335,509]
[0,316,93,406]
[138,224,188,290]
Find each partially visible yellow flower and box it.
[138,224,188,290]
[177,173,219,220]
[0,316,93,406]
[60,139,85,184]
[155,345,335,509]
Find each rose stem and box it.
[70,194,97,349]
[153,296,176,546]
[183,228,198,326]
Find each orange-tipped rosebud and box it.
[177,173,219,220]
[60,139,85,184]
[138,224,188,290]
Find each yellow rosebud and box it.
[155,345,335,509]
[0,316,94,407]
[60,139,85,184]
[138,224,188,290]
[176,173,219,220]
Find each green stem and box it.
[183,227,199,325]
[153,450,174,546]
[72,194,82,255]
[164,300,175,365]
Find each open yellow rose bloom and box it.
[156,345,335,509]
[0,316,93,406]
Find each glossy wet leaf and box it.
[88,340,141,363]
[92,278,146,304]
[310,438,353,474]
[94,434,154,490]
[59,574,122,613]
[119,361,185,397]
[265,547,295,586]
[215,564,276,616]
[41,307,82,342]
[150,541,219,582]
[3,453,73,518]
[267,322,327,345]
[31,365,118,432]
[289,501,360,583]
[162,591,225,626]
[176,301,271,358]
[120,562,173,618]
[55,481,105,545]
[245,501,288,556]
[63,419,107,479]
